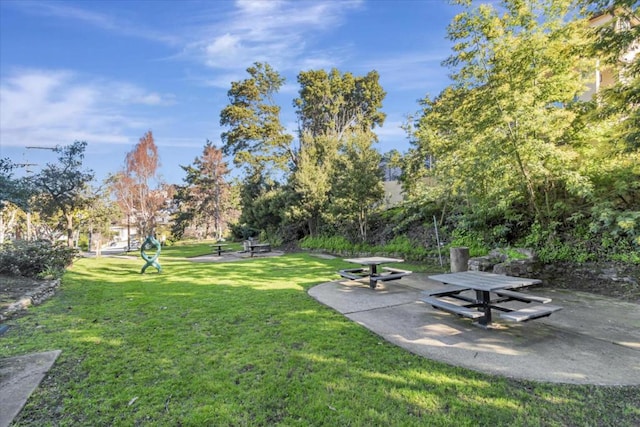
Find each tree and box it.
[413,0,594,234]
[294,68,386,141]
[76,185,121,253]
[111,131,165,240]
[0,158,33,211]
[30,141,95,247]
[220,62,294,172]
[331,131,384,242]
[587,0,640,149]
[1,159,30,243]
[173,141,235,240]
[287,131,340,236]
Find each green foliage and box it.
[229,223,261,240]
[300,235,353,252]
[301,234,433,261]
[29,141,95,247]
[173,141,236,240]
[377,235,429,259]
[330,131,384,242]
[449,228,490,258]
[220,62,294,171]
[0,239,78,278]
[294,68,386,139]
[0,158,33,210]
[396,0,639,264]
[287,132,339,237]
[588,0,640,150]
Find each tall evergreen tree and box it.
[220,62,294,172]
[173,142,234,240]
[294,68,386,141]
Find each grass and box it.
[1,246,639,426]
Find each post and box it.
[450,247,469,273]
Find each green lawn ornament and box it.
[140,235,162,273]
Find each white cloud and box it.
[0,69,173,148]
[189,0,363,72]
[7,0,179,45]
[362,52,452,93]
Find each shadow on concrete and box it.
[308,274,640,385]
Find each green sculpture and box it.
[140,235,162,273]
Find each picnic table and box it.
[248,242,271,257]
[423,271,562,327]
[210,243,229,256]
[339,257,412,289]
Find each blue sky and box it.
[0,0,463,185]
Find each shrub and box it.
[0,239,78,279]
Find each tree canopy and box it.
[29,141,95,247]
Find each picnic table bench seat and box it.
[494,289,552,304]
[338,267,412,282]
[420,296,485,320]
[425,285,470,297]
[338,268,367,280]
[378,266,412,281]
[499,304,563,322]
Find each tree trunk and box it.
[66,213,74,247]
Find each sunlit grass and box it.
[1,249,638,426]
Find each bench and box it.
[420,296,485,319]
[377,267,412,282]
[494,289,552,304]
[338,268,367,280]
[425,285,470,297]
[499,304,563,322]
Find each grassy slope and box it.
[1,250,638,426]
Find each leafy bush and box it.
[301,234,435,260]
[300,235,352,252]
[229,223,260,240]
[0,239,78,278]
[448,228,490,257]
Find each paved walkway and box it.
[0,351,61,427]
[309,274,640,385]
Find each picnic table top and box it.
[344,257,404,265]
[428,271,542,292]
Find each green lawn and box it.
[1,249,638,426]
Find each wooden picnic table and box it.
[424,271,561,327]
[340,257,412,289]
